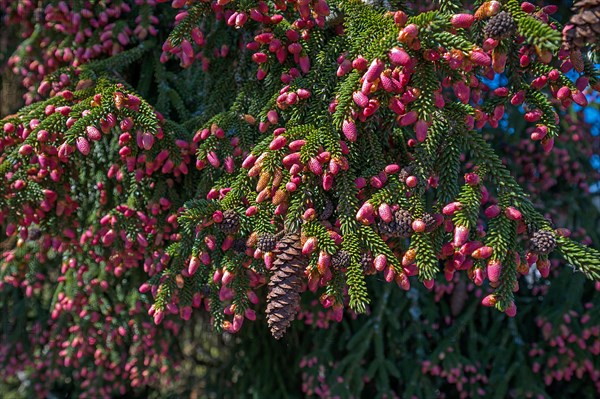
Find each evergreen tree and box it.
[0,0,599,397]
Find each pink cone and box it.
[487,259,502,283]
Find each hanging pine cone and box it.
[376,218,398,236]
[331,250,351,270]
[257,233,277,252]
[564,0,600,49]
[393,209,414,237]
[530,230,556,255]
[265,232,307,339]
[219,209,241,234]
[422,213,438,233]
[360,252,375,275]
[484,11,517,39]
[319,199,335,220]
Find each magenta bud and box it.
[267,109,279,125]
[264,252,274,269]
[556,86,571,101]
[180,306,192,320]
[356,202,375,224]
[269,135,287,150]
[370,176,384,188]
[406,176,418,188]
[504,302,517,317]
[464,173,480,185]
[353,91,369,108]
[230,314,244,332]
[308,157,323,175]
[451,13,474,28]
[297,88,311,99]
[453,225,469,247]
[323,173,334,190]
[394,11,408,26]
[576,76,589,91]
[302,237,317,255]
[378,203,393,223]
[487,259,502,283]
[537,258,550,278]
[364,58,385,82]
[374,254,387,272]
[342,119,358,142]
[388,47,411,66]
[526,252,538,267]
[212,210,224,223]
[504,206,522,221]
[412,220,426,233]
[14,180,26,190]
[442,243,455,257]
[200,252,211,265]
[571,90,588,106]
[76,137,90,155]
[384,164,400,174]
[474,268,485,286]
[459,241,482,256]
[288,139,306,151]
[472,246,493,259]
[188,256,201,275]
[542,137,554,153]
[282,152,301,168]
[317,252,331,273]
[470,50,491,66]
[303,208,316,221]
[484,204,501,218]
[286,181,297,192]
[141,132,154,150]
[383,266,395,282]
[511,91,525,105]
[355,177,367,189]
[245,308,256,321]
[423,279,434,289]
[443,201,462,216]
[481,294,496,307]
[86,125,102,141]
[222,270,235,285]
[399,110,418,126]
[389,97,405,115]
[19,144,33,155]
[415,120,428,142]
[153,311,164,325]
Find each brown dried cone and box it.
[360,252,376,275]
[483,11,517,39]
[393,209,414,238]
[422,212,438,233]
[530,230,556,255]
[256,232,276,252]
[265,232,308,339]
[563,0,600,50]
[331,250,351,270]
[319,199,335,220]
[219,209,241,234]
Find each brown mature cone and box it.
[563,0,600,50]
[265,232,307,339]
